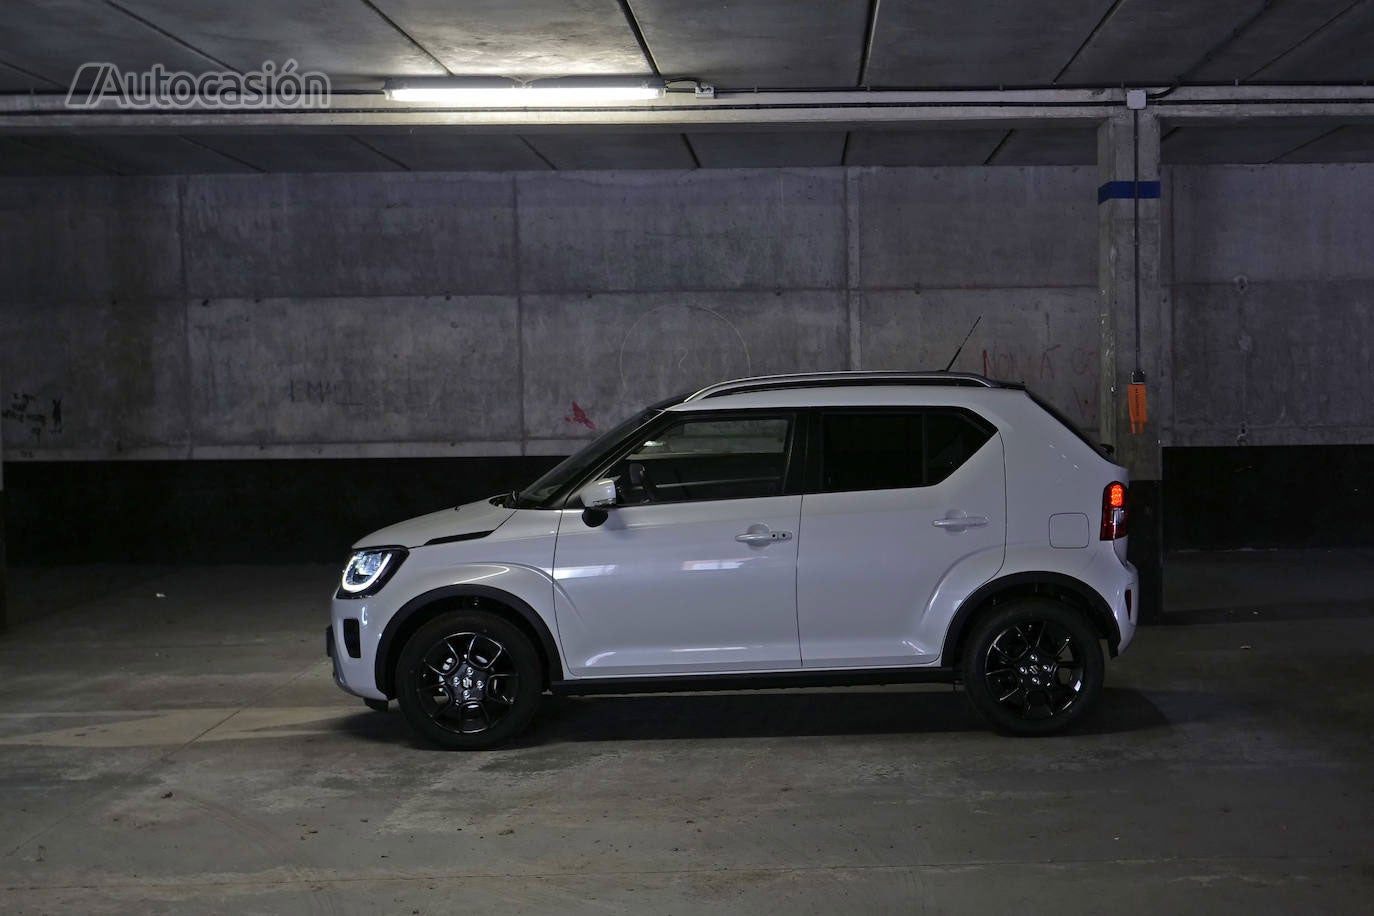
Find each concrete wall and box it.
[0,166,1102,461]
[4,161,1372,467]
[1167,164,1374,448]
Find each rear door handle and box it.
[736,527,793,546]
[932,513,989,532]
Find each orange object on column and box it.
[1128,381,1148,434]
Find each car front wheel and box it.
[396,610,543,750]
[961,599,1104,735]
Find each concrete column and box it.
[1097,104,1164,623]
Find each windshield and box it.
[512,408,661,508]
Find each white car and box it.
[327,371,1138,748]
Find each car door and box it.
[552,411,803,678]
[796,408,1006,667]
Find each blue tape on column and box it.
[1098,180,1161,203]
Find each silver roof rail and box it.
[684,371,1003,402]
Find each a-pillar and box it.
[1097,101,1164,624]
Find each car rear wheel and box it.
[396,610,543,750]
[961,599,1104,735]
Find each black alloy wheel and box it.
[961,599,1104,735]
[396,610,542,749]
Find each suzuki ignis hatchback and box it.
[327,372,1138,748]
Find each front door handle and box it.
[932,512,990,532]
[736,526,793,546]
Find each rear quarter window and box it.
[819,409,994,493]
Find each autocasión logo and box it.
[65,60,331,109]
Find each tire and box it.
[961,598,1104,736]
[395,610,543,750]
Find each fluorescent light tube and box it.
[383,78,664,106]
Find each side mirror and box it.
[576,478,617,528]
[577,478,617,509]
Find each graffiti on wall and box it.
[1,393,64,442]
[980,344,1099,425]
[287,378,365,408]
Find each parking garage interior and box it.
[2,1,1373,912]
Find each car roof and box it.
[685,371,1010,401]
[658,371,1022,410]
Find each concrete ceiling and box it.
[2,0,1374,174]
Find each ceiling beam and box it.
[1245,0,1368,79]
[1176,0,1281,83]
[857,0,883,87]
[1266,123,1349,162]
[680,133,700,167]
[982,129,1014,165]
[349,134,412,169]
[356,0,454,76]
[616,1,661,77]
[0,56,65,89]
[4,86,1374,133]
[104,0,241,73]
[1053,0,1128,84]
[178,134,265,172]
[517,136,557,169]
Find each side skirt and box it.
[550,666,959,696]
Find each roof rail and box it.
[684,371,1003,402]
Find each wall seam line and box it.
[513,174,527,456]
[178,175,194,461]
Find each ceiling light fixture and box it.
[382,76,666,106]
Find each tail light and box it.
[1101,481,1128,540]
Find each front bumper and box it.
[326,621,382,700]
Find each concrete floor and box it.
[2,552,1373,914]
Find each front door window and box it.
[611,415,792,505]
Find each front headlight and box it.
[337,547,407,598]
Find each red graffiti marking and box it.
[564,401,597,431]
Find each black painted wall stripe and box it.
[5,446,1372,565]
[2,457,560,564]
[0,489,7,632]
[1164,445,1374,550]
